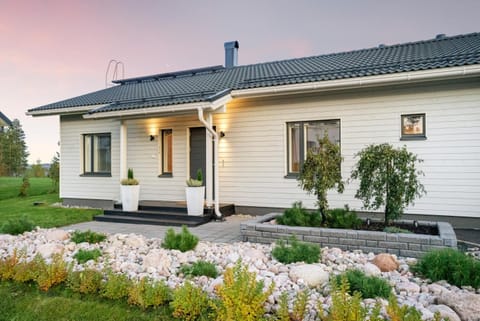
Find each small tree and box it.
[298,134,344,224]
[49,152,60,192]
[350,143,426,225]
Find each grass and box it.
[0,177,100,229]
[0,177,54,200]
[0,281,172,321]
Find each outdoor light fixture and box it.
[413,220,419,228]
[149,135,155,141]
[219,131,225,138]
[366,218,371,226]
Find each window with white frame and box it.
[287,119,340,175]
[83,133,111,175]
[161,129,173,175]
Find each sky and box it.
[1,0,479,164]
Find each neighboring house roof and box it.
[0,111,12,127]
[28,32,480,116]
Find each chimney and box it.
[224,41,239,68]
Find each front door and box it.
[189,127,206,185]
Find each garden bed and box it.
[240,213,457,258]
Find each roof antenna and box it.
[105,59,125,87]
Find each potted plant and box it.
[185,169,205,216]
[120,168,140,211]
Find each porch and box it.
[94,200,235,227]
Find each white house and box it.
[28,33,480,227]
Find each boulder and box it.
[125,234,145,248]
[37,243,64,258]
[428,305,461,321]
[289,264,329,287]
[243,248,267,263]
[142,249,171,276]
[395,281,420,294]
[45,229,69,242]
[372,253,399,272]
[438,290,480,321]
[363,262,382,277]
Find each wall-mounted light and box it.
[149,135,155,141]
[219,131,226,138]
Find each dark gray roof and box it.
[0,111,12,126]
[29,32,480,115]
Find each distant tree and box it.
[0,119,29,176]
[350,143,426,225]
[297,134,345,224]
[29,159,46,177]
[18,174,30,197]
[49,152,60,192]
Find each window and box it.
[401,113,426,140]
[287,119,340,176]
[83,133,111,175]
[161,129,173,175]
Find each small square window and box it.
[401,113,426,140]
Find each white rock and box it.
[396,282,420,294]
[37,243,64,258]
[45,229,69,242]
[143,249,171,276]
[289,264,329,287]
[428,283,447,295]
[428,305,461,321]
[125,234,145,248]
[438,290,480,321]
[243,248,267,263]
[363,262,381,277]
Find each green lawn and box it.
[0,177,54,200]
[0,177,100,229]
[0,282,172,321]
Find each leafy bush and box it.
[162,225,199,252]
[0,216,35,235]
[170,281,211,321]
[13,255,43,283]
[213,261,274,321]
[326,206,362,229]
[67,269,104,294]
[186,169,203,187]
[278,290,309,321]
[101,270,132,300]
[70,230,106,244]
[0,249,22,280]
[73,249,102,264]
[276,202,322,227]
[36,253,71,291]
[272,236,320,264]
[18,175,31,197]
[180,260,218,278]
[128,277,172,309]
[334,269,392,299]
[411,248,480,288]
[351,143,426,225]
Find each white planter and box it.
[121,185,140,211]
[185,186,205,216]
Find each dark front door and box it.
[189,127,206,185]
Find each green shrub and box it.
[13,255,43,283]
[0,249,22,280]
[18,175,31,197]
[383,226,411,234]
[411,248,480,288]
[180,260,218,278]
[326,206,362,229]
[101,270,132,300]
[162,225,199,252]
[334,269,392,299]
[272,236,320,264]
[128,277,172,309]
[276,202,322,227]
[70,230,106,244]
[170,281,211,321]
[276,291,310,321]
[67,269,103,294]
[73,249,102,264]
[213,261,274,321]
[0,216,35,235]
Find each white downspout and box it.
[197,108,222,219]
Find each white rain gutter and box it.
[231,65,480,98]
[197,107,222,219]
[26,105,98,117]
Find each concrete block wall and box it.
[240,213,457,258]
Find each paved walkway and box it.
[62,215,252,243]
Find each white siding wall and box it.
[59,79,480,218]
[60,115,120,200]
[215,80,480,218]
